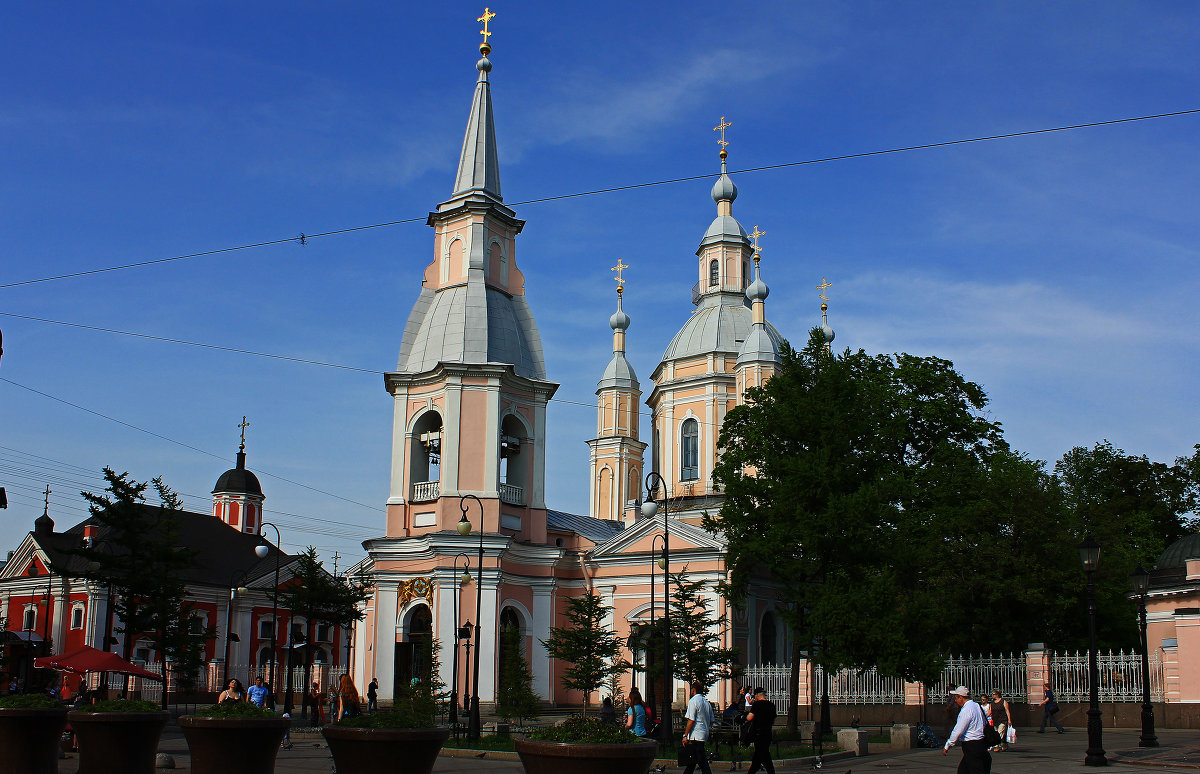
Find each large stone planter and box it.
[68,710,169,774]
[0,707,69,774]
[515,737,659,774]
[179,715,291,774]
[322,725,449,774]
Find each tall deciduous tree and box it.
[710,332,1007,686]
[70,468,209,707]
[541,591,627,715]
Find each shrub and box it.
[75,699,161,713]
[0,694,61,709]
[528,715,643,744]
[190,702,279,719]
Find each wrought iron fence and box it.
[816,665,906,705]
[1051,650,1163,703]
[742,664,792,706]
[926,653,1026,704]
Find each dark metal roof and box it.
[1156,533,1200,572]
[546,510,625,545]
[40,506,292,588]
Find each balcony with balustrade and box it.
[499,482,524,506]
[411,481,440,503]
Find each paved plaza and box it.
[51,727,1200,773]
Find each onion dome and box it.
[34,511,54,535]
[711,172,738,203]
[609,308,630,331]
[213,449,263,497]
[746,273,769,302]
[821,323,836,344]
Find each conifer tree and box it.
[496,623,541,724]
[666,572,740,691]
[541,591,627,715]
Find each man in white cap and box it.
[942,686,991,773]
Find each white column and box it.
[531,584,554,701]
[532,398,549,508]
[435,576,456,694]
[443,381,463,496]
[476,577,500,703]
[374,584,398,702]
[52,577,69,651]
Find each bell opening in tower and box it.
[410,412,443,503]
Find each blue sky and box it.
[2,1,1197,564]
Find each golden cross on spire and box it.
[748,225,765,254]
[612,259,629,293]
[238,415,250,449]
[816,277,833,303]
[478,7,496,48]
[714,116,732,150]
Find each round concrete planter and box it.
[0,707,69,774]
[514,737,659,774]
[68,710,169,774]
[322,725,450,774]
[179,715,291,774]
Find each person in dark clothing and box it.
[1037,686,1065,733]
[367,678,379,713]
[745,687,776,774]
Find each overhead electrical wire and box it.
[0,108,1195,291]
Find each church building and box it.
[354,16,813,713]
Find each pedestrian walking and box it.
[745,687,777,774]
[681,681,715,774]
[989,690,1013,752]
[367,678,379,713]
[1037,685,1065,733]
[942,686,991,773]
[309,682,325,725]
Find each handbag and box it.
[980,720,1003,748]
[677,742,695,767]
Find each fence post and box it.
[1160,640,1180,703]
[794,654,811,720]
[1025,643,1050,706]
[903,680,924,708]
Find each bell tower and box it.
[384,22,558,543]
[587,262,647,522]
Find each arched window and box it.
[680,419,699,481]
[709,259,719,287]
[410,411,443,503]
[761,611,777,664]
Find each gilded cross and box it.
[612,259,629,292]
[748,225,765,254]
[816,277,833,303]
[713,116,732,149]
[239,415,250,448]
[478,7,496,43]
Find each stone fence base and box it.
[796,702,1198,730]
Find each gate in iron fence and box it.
[926,653,1026,703]
[742,664,792,706]
[1051,650,1163,703]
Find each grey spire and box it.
[451,55,502,201]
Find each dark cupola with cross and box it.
[212,416,265,534]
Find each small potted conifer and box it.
[322,640,449,774]
[69,698,169,774]
[0,693,69,774]
[179,701,290,774]
[516,592,657,774]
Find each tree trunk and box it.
[787,634,801,732]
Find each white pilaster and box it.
[374,585,399,701]
[388,388,410,504]
[531,585,553,701]
[443,380,463,496]
[476,577,500,702]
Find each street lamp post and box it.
[451,553,472,738]
[648,533,667,722]
[640,471,673,745]
[461,620,474,728]
[256,521,285,711]
[1130,564,1158,748]
[1078,534,1107,767]
[456,495,485,740]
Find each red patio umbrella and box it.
[34,645,162,680]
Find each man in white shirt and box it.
[942,685,992,773]
[682,681,715,774]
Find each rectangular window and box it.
[135,647,151,662]
[71,606,85,630]
[291,623,304,642]
[317,624,330,642]
[259,619,274,639]
[23,608,36,630]
[681,419,699,481]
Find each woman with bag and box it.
[989,691,1013,752]
[1037,686,1065,734]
